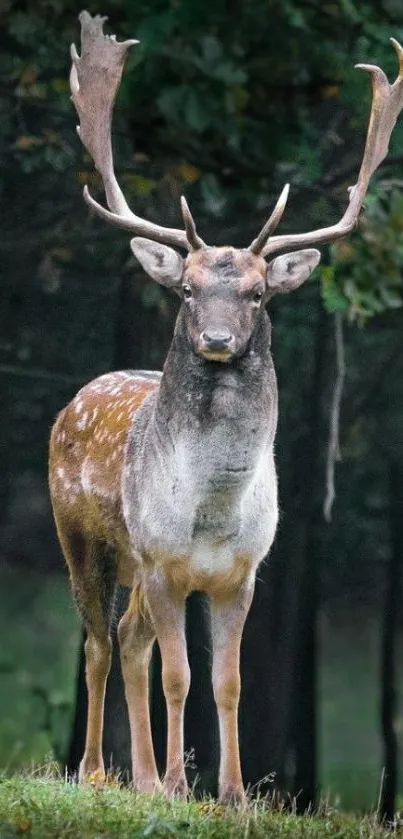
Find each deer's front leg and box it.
[210,578,255,805]
[145,573,190,797]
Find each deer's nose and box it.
[201,329,233,352]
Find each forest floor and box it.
[0,770,401,839]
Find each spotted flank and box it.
[49,370,160,515]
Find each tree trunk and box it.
[184,593,219,795]
[103,587,131,777]
[292,522,320,811]
[291,302,327,812]
[379,460,403,823]
[66,630,86,775]
[240,525,304,797]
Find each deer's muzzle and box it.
[199,329,236,361]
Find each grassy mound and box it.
[0,769,397,839]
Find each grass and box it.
[0,769,400,839]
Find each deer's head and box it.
[70,12,403,362]
[130,236,319,362]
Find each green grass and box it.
[0,770,399,839]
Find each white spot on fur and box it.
[81,457,117,501]
[77,411,88,431]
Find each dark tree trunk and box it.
[240,525,304,798]
[103,587,131,777]
[66,630,86,775]
[292,523,320,811]
[291,302,327,812]
[239,560,277,794]
[150,643,166,775]
[184,593,219,795]
[379,460,403,823]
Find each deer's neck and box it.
[154,308,277,449]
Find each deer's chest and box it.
[124,422,278,576]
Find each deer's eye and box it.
[183,284,192,300]
[252,290,263,304]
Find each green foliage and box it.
[0,569,79,770]
[0,772,396,839]
[320,187,403,323]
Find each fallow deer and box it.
[49,11,403,803]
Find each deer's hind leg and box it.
[118,584,161,793]
[56,521,117,782]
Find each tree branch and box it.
[323,312,345,522]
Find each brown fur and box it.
[144,550,254,602]
[49,374,159,572]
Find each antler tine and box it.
[70,11,194,251]
[249,184,290,254]
[261,38,403,259]
[180,196,206,250]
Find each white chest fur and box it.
[128,423,279,575]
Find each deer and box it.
[49,11,403,804]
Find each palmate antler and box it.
[70,12,403,257]
[255,38,403,257]
[70,11,205,251]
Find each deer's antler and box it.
[250,38,403,257]
[71,15,402,258]
[249,184,290,254]
[70,11,205,251]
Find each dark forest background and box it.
[1,0,403,821]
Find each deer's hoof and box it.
[163,773,189,798]
[132,776,163,795]
[78,763,106,787]
[218,785,247,807]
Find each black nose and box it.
[201,329,233,351]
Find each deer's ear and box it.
[266,249,321,295]
[130,237,184,288]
